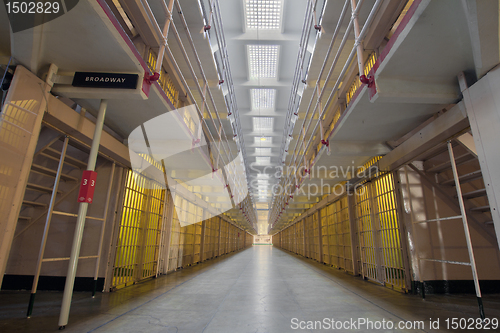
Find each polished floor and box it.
[1,246,500,332]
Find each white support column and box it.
[58,99,108,329]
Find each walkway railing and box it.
[270,0,413,228]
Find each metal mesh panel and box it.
[214,217,221,256]
[113,171,165,288]
[329,196,352,271]
[312,213,320,261]
[296,220,304,256]
[220,220,228,254]
[181,223,195,266]
[168,207,181,271]
[304,216,314,258]
[113,172,146,288]
[203,218,214,260]
[140,183,164,278]
[338,196,353,272]
[321,206,329,264]
[355,183,379,282]
[373,173,406,290]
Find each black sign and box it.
[72,72,139,89]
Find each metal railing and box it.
[132,0,256,227]
[270,0,384,228]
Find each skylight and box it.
[253,117,274,132]
[251,89,275,110]
[254,136,272,144]
[255,147,272,155]
[245,0,283,30]
[248,45,279,79]
[255,156,271,164]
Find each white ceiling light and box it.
[248,45,279,79]
[254,136,272,144]
[251,89,275,110]
[255,147,272,155]
[255,156,271,164]
[256,173,270,179]
[245,0,283,30]
[253,117,274,132]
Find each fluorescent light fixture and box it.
[256,173,270,179]
[248,45,279,79]
[254,136,272,144]
[255,156,271,164]
[245,0,283,30]
[255,147,272,155]
[251,89,275,110]
[253,117,274,132]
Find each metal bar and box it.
[391,171,412,291]
[413,215,463,224]
[140,1,238,197]
[407,163,494,243]
[200,211,206,262]
[92,162,115,297]
[103,167,125,292]
[42,256,99,262]
[58,99,108,329]
[15,164,107,239]
[279,0,325,161]
[155,186,169,277]
[316,211,322,261]
[52,210,105,221]
[212,0,250,172]
[355,188,368,279]
[155,0,175,74]
[27,136,69,318]
[368,181,385,283]
[419,258,471,266]
[320,206,328,264]
[5,101,38,116]
[171,2,236,176]
[1,118,33,134]
[135,179,152,281]
[217,216,222,256]
[447,141,484,319]
[161,188,175,274]
[274,0,383,224]
[351,0,366,76]
[279,0,355,202]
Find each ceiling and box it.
[218,0,308,234]
[2,0,498,235]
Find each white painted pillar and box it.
[58,100,108,329]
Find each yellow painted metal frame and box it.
[146,49,180,106]
[112,170,165,289]
[274,171,407,291]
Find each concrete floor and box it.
[1,246,499,332]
